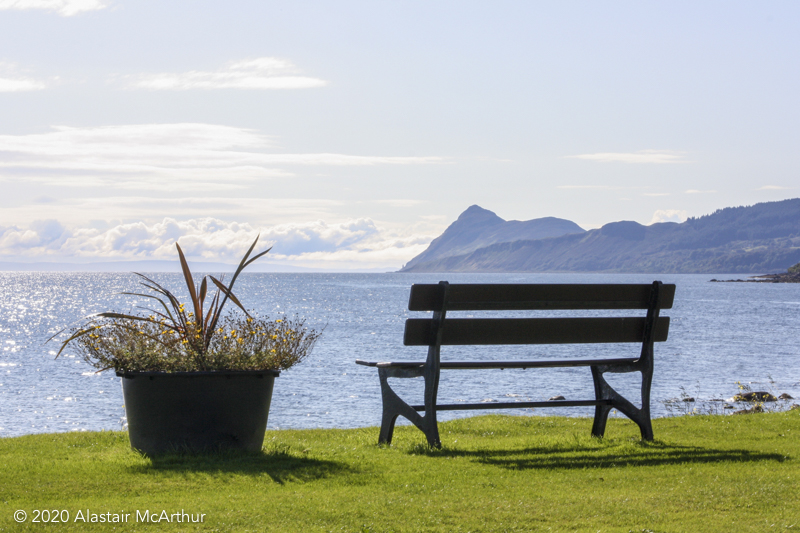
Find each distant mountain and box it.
[401,205,585,270]
[400,198,800,273]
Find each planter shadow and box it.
[128,448,354,485]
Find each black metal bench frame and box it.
[356,281,674,447]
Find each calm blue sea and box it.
[1,272,799,438]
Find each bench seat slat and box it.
[404,317,669,346]
[408,283,675,311]
[410,400,614,411]
[356,357,639,369]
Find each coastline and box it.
[710,271,800,283]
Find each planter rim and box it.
[116,369,280,378]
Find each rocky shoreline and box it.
[710,262,800,283]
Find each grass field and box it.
[1,412,798,532]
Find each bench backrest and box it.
[404,282,674,347]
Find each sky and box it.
[0,1,798,270]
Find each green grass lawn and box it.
[1,412,799,532]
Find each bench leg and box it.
[591,365,653,441]
[377,368,429,445]
[591,401,613,438]
[379,411,399,445]
[423,423,441,448]
[637,366,654,441]
[422,358,442,448]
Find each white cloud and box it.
[649,209,687,224]
[0,62,47,92]
[642,193,670,197]
[557,185,637,191]
[757,185,790,190]
[0,218,258,260]
[260,219,380,256]
[374,199,425,207]
[685,189,716,194]
[129,57,327,91]
[0,196,345,227]
[0,217,435,270]
[0,0,107,16]
[280,239,432,270]
[557,185,613,190]
[568,150,688,164]
[0,77,46,92]
[0,123,443,191]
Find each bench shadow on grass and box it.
[127,447,353,485]
[416,442,786,471]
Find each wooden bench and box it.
[356,281,675,447]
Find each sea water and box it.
[0,272,798,438]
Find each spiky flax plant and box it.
[52,236,320,372]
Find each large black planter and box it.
[117,370,279,455]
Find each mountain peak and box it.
[456,205,505,225]
[401,205,585,271]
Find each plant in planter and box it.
[53,236,320,455]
